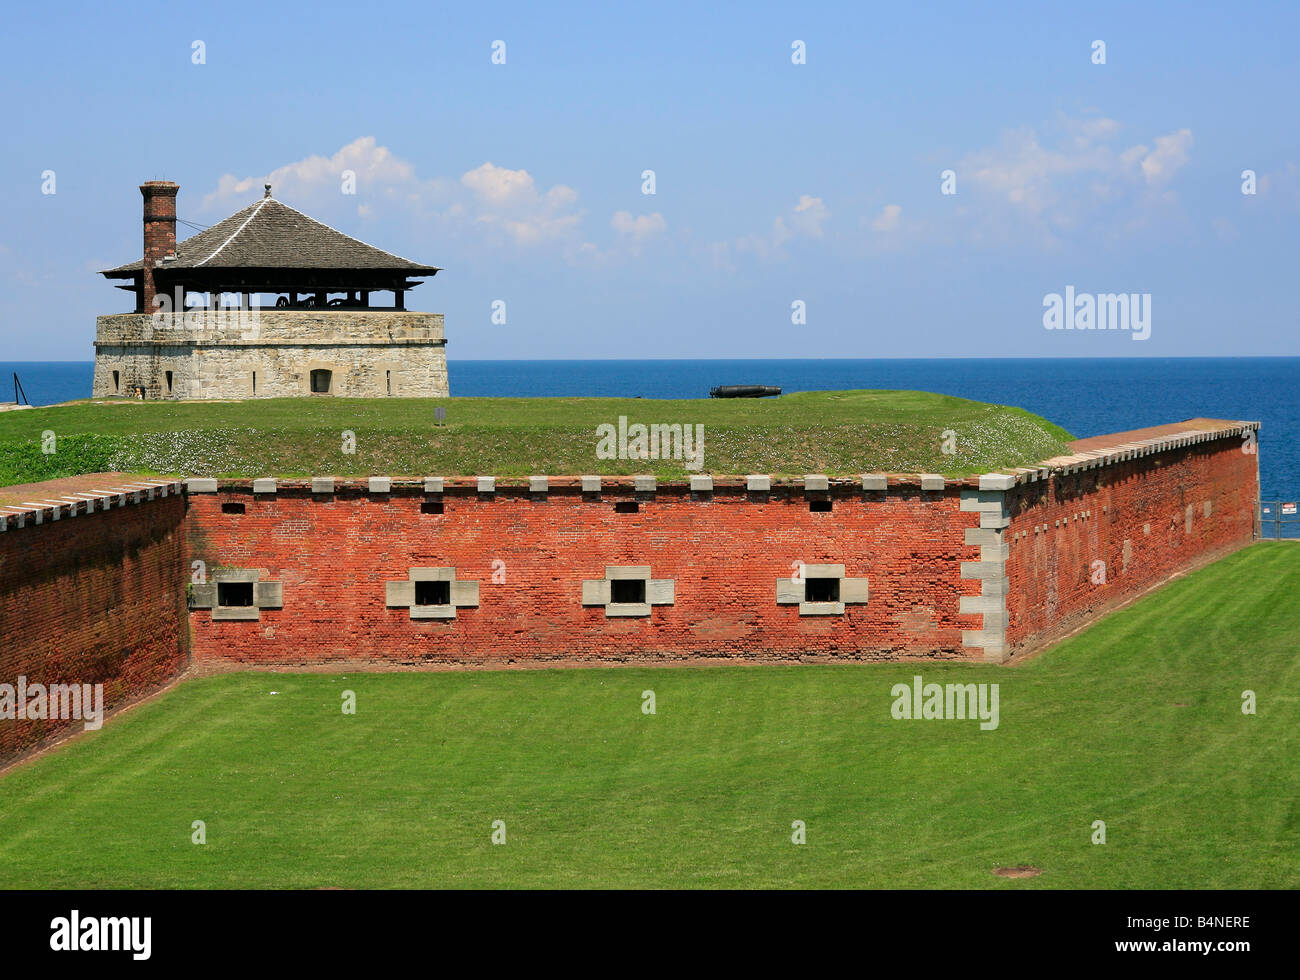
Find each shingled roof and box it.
[102,193,440,277]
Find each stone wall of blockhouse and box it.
[91,310,448,400]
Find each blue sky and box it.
[1,0,1297,359]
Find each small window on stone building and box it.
[611,579,646,604]
[311,369,332,394]
[252,371,257,396]
[386,370,392,396]
[217,582,255,607]
[804,578,840,603]
[165,370,173,394]
[810,499,832,513]
[112,371,120,392]
[415,580,451,606]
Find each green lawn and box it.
[1,542,1295,889]
[0,390,1073,484]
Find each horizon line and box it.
[4,353,1300,364]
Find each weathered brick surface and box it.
[139,180,178,314]
[0,497,190,761]
[1004,439,1258,655]
[187,486,985,668]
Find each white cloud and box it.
[460,161,542,207]
[1140,129,1193,185]
[733,194,829,259]
[203,137,419,209]
[871,204,903,232]
[1248,162,1300,214]
[611,211,667,241]
[955,115,1195,243]
[460,162,584,247]
[203,139,588,252]
[789,194,829,238]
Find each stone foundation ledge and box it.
[0,479,183,531]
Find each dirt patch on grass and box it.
[993,866,1042,878]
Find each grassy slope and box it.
[0,391,1073,483]
[0,543,1295,889]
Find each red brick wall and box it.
[186,485,986,668]
[1004,439,1258,653]
[0,497,190,762]
[0,432,1260,723]
[138,180,178,314]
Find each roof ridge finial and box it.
[264,183,272,198]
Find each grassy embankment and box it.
[0,390,1073,485]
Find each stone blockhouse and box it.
[94,181,448,400]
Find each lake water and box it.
[3,357,1296,502]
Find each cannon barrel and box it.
[709,385,782,398]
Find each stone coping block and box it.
[186,478,218,493]
[311,477,335,494]
[978,473,1017,491]
[252,478,277,494]
[529,476,549,493]
[424,477,444,493]
[803,474,829,492]
[633,475,656,492]
[581,475,602,492]
[689,475,713,492]
[919,474,945,491]
[477,476,496,493]
[368,477,392,494]
[746,474,771,492]
[862,474,888,491]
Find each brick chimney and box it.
[139,180,179,312]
